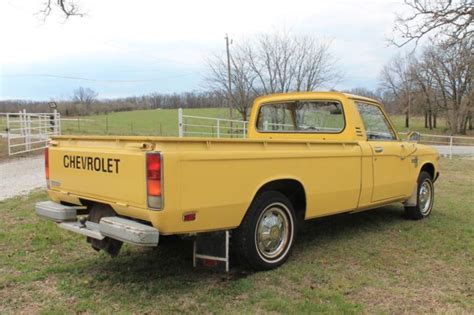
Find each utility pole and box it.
[406,88,411,129]
[225,34,233,119]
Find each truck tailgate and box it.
[48,141,147,208]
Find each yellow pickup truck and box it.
[36,92,439,270]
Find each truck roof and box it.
[254,91,380,105]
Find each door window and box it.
[356,102,397,141]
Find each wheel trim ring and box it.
[419,179,433,215]
[254,202,294,264]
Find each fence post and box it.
[178,108,184,137]
[6,113,11,156]
[54,109,60,135]
[449,136,453,159]
[217,119,220,138]
[20,110,26,136]
[243,121,247,137]
[26,113,31,151]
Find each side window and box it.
[257,101,345,133]
[356,102,396,141]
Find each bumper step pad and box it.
[100,217,159,246]
[59,221,105,240]
[35,201,77,222]
[35,201,159,247]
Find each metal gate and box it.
[1,110,61,156]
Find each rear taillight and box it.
[146,152,162,209]
[45,147,50,184]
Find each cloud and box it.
[1,0,408,100]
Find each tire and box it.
[233,191,297,270]
[86,203,123,257]
[405,171,434,220]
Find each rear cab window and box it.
[256,101,345,133]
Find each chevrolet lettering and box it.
[63,155,120,174]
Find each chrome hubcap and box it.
[419,180,432,215]
[256,204,290,260]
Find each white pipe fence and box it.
[177,109,473,158]
[1,110,61,156]
[178,108,248,138]
[399,132,474,159]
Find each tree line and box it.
[0,90,228,117]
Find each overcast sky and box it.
[0,0,412,101]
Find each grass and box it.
[0,157,473,314]
[61,108,232,137]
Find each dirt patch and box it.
[349,259,472,314]
[0,277,72,314]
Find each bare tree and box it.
[72,87,98,105]
[381,39,472,134]
[39,0,84,19]
[419,40,472,134]
[380,54,416,127]
[206,31,341,120]
[410,56,440,129]
[206,47,257,120]
[244,32,340,94]
[393,0,473,47]
[148,93,163,109]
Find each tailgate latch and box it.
[126,142,154,150]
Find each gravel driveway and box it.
[0,156,45,201]
[433,145,474,157]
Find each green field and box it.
[1,157,473,314]
[61,108,233,137]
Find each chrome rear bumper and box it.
[35,201,159,247]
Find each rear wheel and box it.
[405,171,434,220]
[87,203,123,257]
[233,191,296,270]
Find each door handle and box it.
[374,146,384,153]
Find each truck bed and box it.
[48,135,363,234]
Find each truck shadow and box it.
[66,204,407,288]
[297,203,406,245]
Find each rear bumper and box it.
[35,201,159,247]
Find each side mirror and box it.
[407,131,420,143]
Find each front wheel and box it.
[233,191,297,270]
[405,171,434,220]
